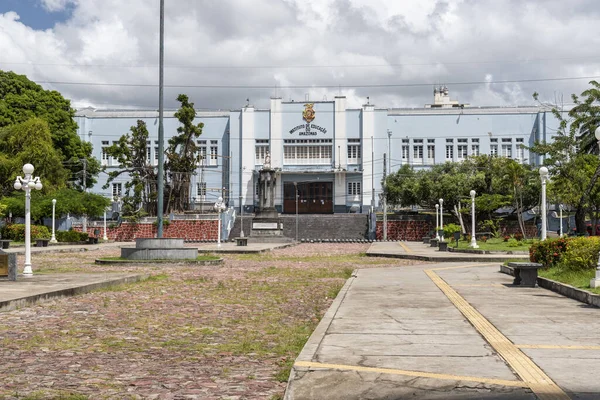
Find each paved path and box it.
[367,241,530,262]
[286,262,600,399]
[0,272,148,312]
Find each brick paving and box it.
[0,243,424,400]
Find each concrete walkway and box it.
[197,241,296,253]
[0,272,148,312]
[367,241,530,262]
[286,262,600,399]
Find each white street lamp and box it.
[470,190,479,248]
[439,198,444,242]
[539,166,549,241]
[103,207,109,241]
[239,195,245,238]
[591,127,600,288]
[294,182,299,242]
[14,163,43,276]
[214,196,226,248]
[435,204,440,240]
[559,204,564,237]
[50,198,57,243]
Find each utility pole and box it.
[81,158,87,234]
[383,153,387,241]
[156,0,165,238]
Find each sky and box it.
[1,0,599,111]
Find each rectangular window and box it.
[516,138,525,161]
[490,145,498,156]
[197,182,206,199]
[402,139,409,162]
[101,141,109,166]
[110,141,118,166]
[197,140,207,165]
[413,139,423,164]
[283,145,332,165]
[427,145,435,163]
[154,141,159,164]
[347,181,361,196]
[445,140,454,160]
[502,144,512,158]
[112,183,122,198]
[457,144,468,160]
[471,144,480,156]
[347,140,361,164]
[210,140,218,166]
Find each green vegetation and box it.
[539,267,600,295]
[451,237,532,252]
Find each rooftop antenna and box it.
[367,96,370,105]
[246,98,250,107]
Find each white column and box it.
[241,106,255,206]
[334,96,347,210]
[269,97,282,169]
[470,190,479,248]
[539,167,548,241]
[361,104,375,211]
[439,198,444,242]
[103,210,109,240]
[435,204,440,240]
[50,199,57,243]
[24,188,32,275]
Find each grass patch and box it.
[452,237,532,252]
[538,267,600,295]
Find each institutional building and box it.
[75,88,558,214]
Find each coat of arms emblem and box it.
[303,103,315,123]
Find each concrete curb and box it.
[284,270,358,400]
[197,242,297,254]
[448,248,529,255]
[94,258,223,265]
[0,274,149,312]
[500,265,600,308]
[366,252,529,263]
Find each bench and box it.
[508,262,543,288]
[430,238,439,247]
[35,238,50,247]
[422,237,431,244]
[235,237,248,246]
[0,252,17,281]
[0,240,11,249]
[88,237,99,244]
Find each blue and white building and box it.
[75,88,558,214]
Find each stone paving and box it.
[0,242,422,399]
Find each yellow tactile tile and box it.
[425,268,570,400]
[397,241,413,254]
[294,361,528,388]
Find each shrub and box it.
[529,238,568,268]
[507,238,520,247]
[558,236,600,271]
[55,230,89,243]
[443,223,461,239]
[503,235,511,242]
[514,232,524,241]
[1,224,51,241]
[480,236,488,242]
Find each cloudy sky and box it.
[1,0,599,111]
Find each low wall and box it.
[376,220,434,241]
[75,220,219,242]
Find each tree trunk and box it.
[575,163,600,233]
[454,203,466,234]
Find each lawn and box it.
[538,267,600,295]
[450,237,532,252]
[0,244,420,400]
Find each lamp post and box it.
[294,182,299,242]
[387,129,392,173]
[559,204,563,237]
[50,198,57,243]
[103,207,109,241]
[239,195,244,238]
[214,196,226,247]
[470,190,478,248]
[14,163,43,276]
[539,166,549,241]
[591,126,600,288]
[435,204,440,240]
[439,198,444,242]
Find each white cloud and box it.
[0,0,599,110]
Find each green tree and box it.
[165,94,204,213]
[0,70,100,190]
[0,118,68,195]
[102,120,157,218]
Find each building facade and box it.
[75,89,559,214]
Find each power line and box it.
[33,74,600,89]
[3,55,600,70]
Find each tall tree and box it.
[103,120,157,218]
[532,82,600,233]
[0,70,100,190]
[0,118,68,196]
[165,94,204,213]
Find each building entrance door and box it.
[283,182,333,214]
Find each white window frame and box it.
[347,181,361,200]
[112,183,122,198]
[210,140,218,166]
[101,141,109,166]
[347,139,361,164]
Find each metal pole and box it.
[103,210,108,240]
[156,0,165,238]
[439,198,444,242]
[24,183,32,275]
[387,130,392,173]
[435,204,440,240]
[540,167,548,241]
[383,153,387,241]
[371,136,374,212]
[559,205,563,237]
[239,195,244,237]
[294,182,298,242]
[217,209,221,247]
[50,199,57,243]
[470,190,478,248]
